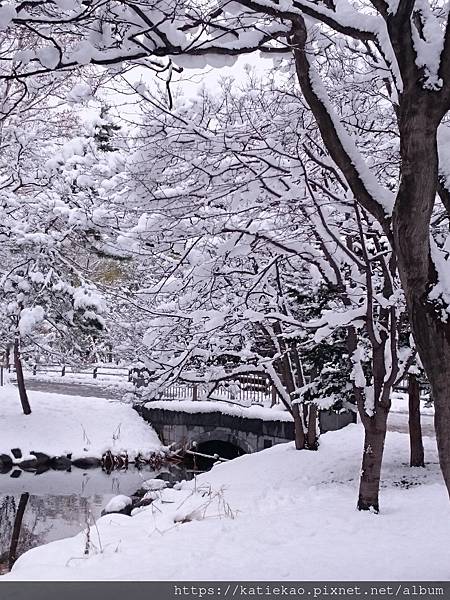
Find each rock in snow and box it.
[102,495,132,516]
[141,478,168,491]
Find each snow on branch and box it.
[291,17,395,228]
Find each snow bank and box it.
[3,424,449,581]
[0,386,162,461]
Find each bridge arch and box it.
[191,429,255,455]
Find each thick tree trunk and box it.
[407,314,450,484]
[13,339,31,415]
[408,374,425,468]
[8,492,29,570]
[357,411,389,513]
[393,104,450,493]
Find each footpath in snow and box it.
[0,386,162,466]
[3,423,449,581]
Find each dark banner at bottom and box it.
[0,582,448,600]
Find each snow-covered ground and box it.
[3,423,448,581]
[0,386,162,461]
[19,369,135,391]
[390,391,434,415]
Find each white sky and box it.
[79,53,274,130]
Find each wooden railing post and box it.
[93,367,98,379]
[192,384,198,402]
[61,365,66,377]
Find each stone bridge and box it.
[135,400,355,458]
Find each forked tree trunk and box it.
[277,340,315,450]
[408,374,425,468]
[292,403,319,450]
[13,339,31,415]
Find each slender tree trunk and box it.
[277,336,311,449]
[306,403,319,450]
[14,339,31,415]
[292,403,306,450]
[408,374,425,467]
[8,492,29,570]
[5,344,11,370]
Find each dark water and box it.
[0,463,199,574]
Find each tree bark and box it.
[392,102,450,492]
[292,403,306,450]
[408,374,425,468]
[14,339,31,415]
[357,409,389,513]
[355,348,392,513]
[276,332,312,449]
[5,344,11,370]
[306,403,319,450]
[8,492,29,570]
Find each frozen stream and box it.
[0,463,196,574]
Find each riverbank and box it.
[0,386,163,468]
[3,423,448,581]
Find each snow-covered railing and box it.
[155,379,278,407]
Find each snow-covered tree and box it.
[0,97,129,411]
[109,77,413,510]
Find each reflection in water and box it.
[7,492,30,571]
[0,465,189,574]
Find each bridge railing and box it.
[151,376,279,407]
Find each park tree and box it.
[0,96,128,411]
